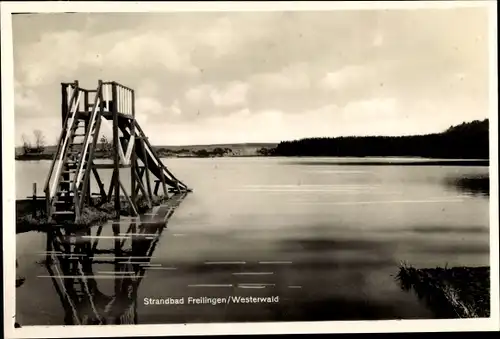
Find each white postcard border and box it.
[2,1,498,338]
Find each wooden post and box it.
[131,89,137,206]
[61,84,68,127]
[141,138,153,208]
[91,166,107,202]
[160,172,168,198]
[107,170,117,201]
[32,183,37,218]
[61,84,70,197]
[84,90,91,205]
[112,82,120,219]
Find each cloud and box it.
[14,81,42,112]
[104,32,197,74]
[210,81,248,107]
[320,65,369,91]
[15,30,84,87]
[249,63,312,92]
[11,8,490,146]
[185,81,248,107]
[168,100,182,116]
[343,98,398,120]
[136,97,163,115]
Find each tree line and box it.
[267,119,489,159]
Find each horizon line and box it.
[13,117,489,149]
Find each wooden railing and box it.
[44,81,80,216]
[102,81,134,116]
[73,81,103,216]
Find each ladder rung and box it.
[52,211,75,215]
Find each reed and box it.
[396,262,490,318]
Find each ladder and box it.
[45,82,103,223]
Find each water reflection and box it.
[446,176,489,197]
[42,193,187,325]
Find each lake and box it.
[15,157,490,325]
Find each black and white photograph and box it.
[2,1,498,337]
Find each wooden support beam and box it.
[119,178,138,216]
[60,83,72,211]
[78,111,102,211]
[160,173,168,198]
[84,90,91,206]
[107,170,117,202]
[61,83,68,127]
[91,166,107,202]
[112,82,120,219]
[133,121,186,188]
[93,163,131,169]
[140,139,153,208]
[133,167,149,203]
[134,167,146,197]
[101,112,133,121]
[131,90,137,206]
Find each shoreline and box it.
[15,153,490,165]
[15,194,180,234]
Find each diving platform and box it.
[43,80,192,223]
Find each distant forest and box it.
[269,119,489,159]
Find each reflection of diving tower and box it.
[43,193,187,325]
[44,80,191,223]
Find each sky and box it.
[12,8,490,146]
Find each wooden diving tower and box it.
[43,80,192,223]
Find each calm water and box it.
[15,157,490,325]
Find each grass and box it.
[16,194,171,233]
[396,262,490,318]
